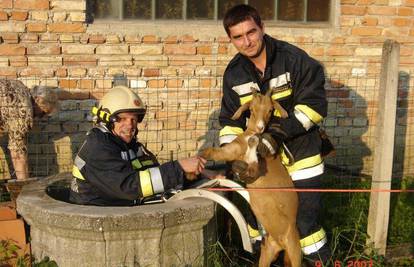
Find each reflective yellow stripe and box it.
[282,153,323,173]
[271,88,292,100]
[240,95,253,105]
[72,166,85,180]
[219,126,244,137]
[295,104,323,124]
[131,159,142,169]
[248,224,261,238]
[139,169,154,197]
[273,109,282,117]
[300,228,326,248]
[142,160,154,166]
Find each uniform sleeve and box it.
[78,135,184,201]
[218,72,246,145]
[278,55,327,138]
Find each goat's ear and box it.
[231,102,250,120]
[273,100,288,118]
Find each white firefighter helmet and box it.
[93,86,146,123]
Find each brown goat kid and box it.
[200,90,302,267]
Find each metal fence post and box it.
[366,39,400,255]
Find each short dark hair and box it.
[223,4,262,36]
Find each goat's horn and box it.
[231,101,250,120]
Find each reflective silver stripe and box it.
[96,123,110,133]
[148,167,164,194]
[121,151,128,161]
[74,155,86,169]
[269,72,290,88]
[290,162,324,181]
[302,236,327,255]
[219,135,238,145]
[294,109,314,131]
[231,82,260,95]
[128,149,136,159]
[261,138,276,155]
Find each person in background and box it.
[0,80,58,180]
[219,4,331,265]
[70,85,211,206]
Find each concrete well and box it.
[16,173,217,267]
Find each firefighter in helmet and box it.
[70,86,207,206]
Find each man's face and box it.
[112,112,139,143]
[228,18,264,58]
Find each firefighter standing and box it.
[219,4,331,264]
[70,86,207,206]
[0,80,58,180]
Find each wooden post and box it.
[366,40,400,255]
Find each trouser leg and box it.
[294,175,331,265]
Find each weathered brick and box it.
[168,56,203,66]
[40,33,59,42]
[130,79,146,88]
[95,79,112,89]
[143,68,160,77]
[218,44,228,54]
[1,33,18,43]
[197,45,212,55]
[10,11,28,21]
[31,11,48,21]
[0,0,12,8]
[62,44,95,54]
[125,68,142,77]
[0,44,25,56]
[79,79,94,89]
[354,47,382,56]
[0,68,16,77]
[142,35,160,44]
[398,7,413,16]
[341,5,367,15]
[148,79,165,88]
[217,36,230,43]
[89,34,105,44]
[52,12,67,22]
[105,35,121,44]
[124,35,141,44]
[164,44,196,55]
[14,0,49,10]
[27,23,47,32]
[69,12,85,22]
[180,34,196,43]
[0,58,8,67]
[27,44,61,55]
[9,56,27,67]
[68,68,86,77]
[48,23,86,33]
[64,55,97,66]
[0,11,8,21]
[163,35,178,44]
[133,55,169,67]
[0,22,25,32]
[351,27,382,36]
[309,47,325,57]
[96,45,128,55]
[367,6,396,15]
[56,68,67,77]
[392,18,411,27]
[59,79,78,89]
[361,17,378,26]
[98,55,132,66]
[51,1,86,10]
[28,56,62,67]
[59,34,74,43]
[200,78,216,88]
[195,67,210,76]
[19,67,53,77]
[130,44,163,55]
[340,17,355,26]
[20,33,38,43]
[167,79,183,88]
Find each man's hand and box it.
[178,156,206,176]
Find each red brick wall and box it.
[0,0,413,178]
